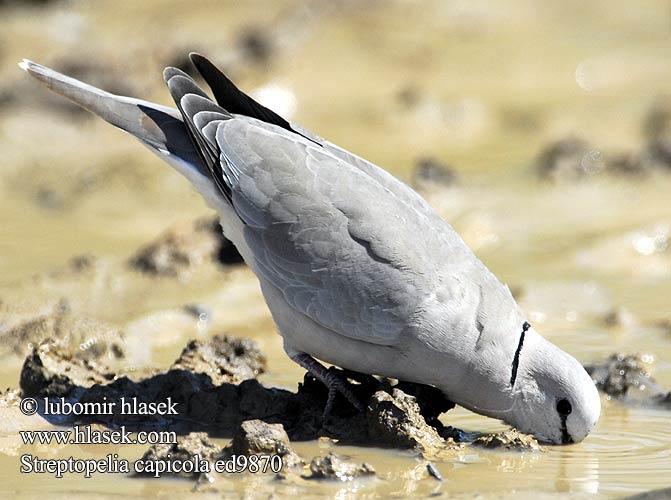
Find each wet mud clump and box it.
[129,217,243,277]
[223,419,304,470]
[534,133,671,182]
[136,432,221,480]
[17,334,467,452]
[304,452,375,481]
[473,429,541,451]
[172,335,266,385]
[367,389,446,451]
[535,137,601,181]
[534,136,650,182]
[18,333,542,466]
[411,157,458,190]
[19,340,117,399]
[585,353,671,409]
[535,100,671,182]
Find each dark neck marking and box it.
[560,415,572,444]
[510,321,531,387]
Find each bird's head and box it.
[504,326,601,444]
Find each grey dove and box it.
[19,53,600,444]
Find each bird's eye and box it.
[556,398,572,416]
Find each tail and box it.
[18,59,209,182]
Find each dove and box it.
[19,53,600,444]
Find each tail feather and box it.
[19,59,208,179]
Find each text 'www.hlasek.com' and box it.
[18,396,283,478]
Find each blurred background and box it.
[0,0,670,498]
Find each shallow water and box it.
[1,0,670,498]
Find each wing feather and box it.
[162,62,478,346]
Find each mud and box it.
[223,419,304,470]
[171,335,266,385]
[16,333,540,458]
[304,452,375,481]
[136,432,221,480]
[585,353,671,409]
[624,487,671,500]
[534,136,651,182]
[129,217,243,278]
[473,429,542,452]
[3,0,671,495]
[531,99,671,183]
[367,389,448,452]
[411,157,458,190]
[0,297,125,359]
[135,423,373,484]
[19,340,117,400]
[643,99,671,171]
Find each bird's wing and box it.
[188,53,444,225]
[165,70,476,346]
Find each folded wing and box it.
[164,60,464,346]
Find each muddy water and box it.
[1,0,670,498]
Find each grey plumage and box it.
[19,54,601,444]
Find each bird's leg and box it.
[290,352,365,415]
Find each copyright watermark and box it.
[19,397,38,416]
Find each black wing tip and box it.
[188,53,218,72]
[188,53,237,87]
[189,53,218,78]
[183,52,316,144]
[188,52,206,65]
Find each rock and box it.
[585,353,671,408]
[411,157,458,189]
[367,389,446,452]
[135,432,221,480]
[472,429,541,451]
[225,419,304,470]
[171,335,266,385]
[304,452,375,481]
[128,217,243,278]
